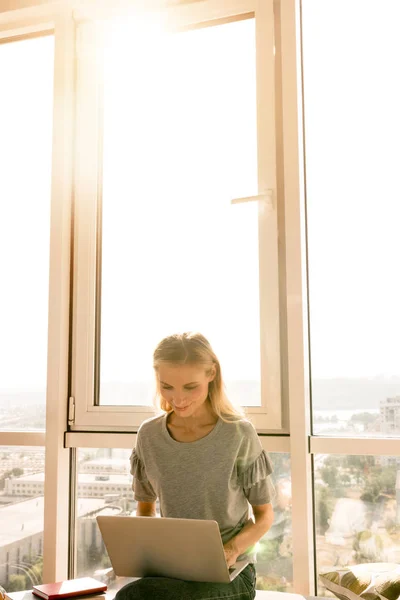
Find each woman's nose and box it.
[174,393,187,405]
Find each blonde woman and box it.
[116,332,274,600]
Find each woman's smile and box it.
[174,404,191,412]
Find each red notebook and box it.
[32,578,107,600]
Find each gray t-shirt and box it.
[130,412,274,561]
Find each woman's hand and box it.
[223,539,240,567]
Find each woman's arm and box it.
[136,500,157,517]
[223,503,274,566]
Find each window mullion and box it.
[255,0,281,430]
[311,436,400,456]
[279,0,316,594]
[0,432,45,446]
[42,11,75,584]
[72,20,102,428]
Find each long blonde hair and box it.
[153,332,245,423]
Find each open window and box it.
[72,0,282,431]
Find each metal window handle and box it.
[231,190,273,209]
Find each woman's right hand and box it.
[223,539,240,567]
[136,501,157,517]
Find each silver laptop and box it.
[96,515,250,584]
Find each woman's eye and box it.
[161,385,197,390]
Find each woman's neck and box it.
[169,401,217,431]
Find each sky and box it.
[1,1,400,396]
[302,0,400,378]
[0,35,53,391]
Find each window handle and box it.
[231,190,273,209]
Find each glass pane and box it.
[315,453,400,596]
[99,18,260,407]
[255,453,293,592]
[303,1,400,436]
[0,446,45,591]
[0,35,54,432]
[75,448,138,591]
[75,449,292,591]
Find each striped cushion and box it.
[320,563,400,600]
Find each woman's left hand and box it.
[223,539,240,567]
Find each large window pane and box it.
[315,453,400,596]
[0,35,54,432]
[75,448,141,591]
[303,1,400,436]
[255,453,293,592]
[0,446,45,591]
[99,18,261,408]
[75,449,292,591]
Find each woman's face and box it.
[157,363,215,419]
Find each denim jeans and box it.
[114,563,257,600]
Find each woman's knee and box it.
[115,577,181,600]
[114,580,142,600]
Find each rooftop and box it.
[0,497,115,547]
[9,472,132,485]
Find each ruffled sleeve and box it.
[236,421,275,505]
[239,449,275,505]
[130,447,157,502]
[239,449,273,489]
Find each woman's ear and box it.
[209,365,217,381]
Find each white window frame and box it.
[0,1,75,584]
[71,0,283,432]
[4,1,398,595]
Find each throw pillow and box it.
[319,563,400,600]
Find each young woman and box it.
[116,332,274,600]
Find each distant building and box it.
[4,472,134,501]
[396,471,400,524]
[376,455,400,467]
[0,497,117,588]
[378,395,400,467]
[380,396,400,435]
[0,450,44,474]
[80,458,129,475]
